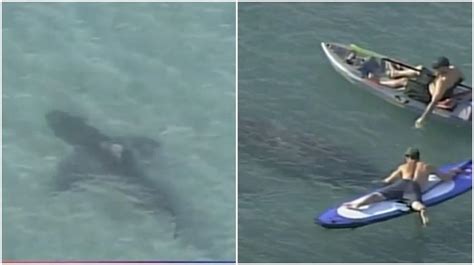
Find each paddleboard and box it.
[316,160,472,229]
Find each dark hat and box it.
[432,56,450,69]
[404,147,420,160]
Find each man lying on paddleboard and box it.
[377,57,464,128]
[342,147,463,226]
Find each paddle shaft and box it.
[382,58,472,90]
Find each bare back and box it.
[398,161,433,189]
[429,66,463,97]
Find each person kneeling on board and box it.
[378,57,464,128]
[342,147,462,226]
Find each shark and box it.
[45,110,179,237]
[238,115,380,193]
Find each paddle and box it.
[381,58,472,90]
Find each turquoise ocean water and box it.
[3,3,235,261]
[239,2,471,263]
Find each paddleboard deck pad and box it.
[316,160,472,229]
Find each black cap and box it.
[432,56,450,69]
[404,147,420,160]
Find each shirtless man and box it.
[343,147,462,226]
[379,57,464,128]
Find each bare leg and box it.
[420,209,429,226]
[438,169,459,181]
[379,77,409,88]
[343,192,386,209]
[411,201,429,226]
[390,69,419,78]
[386,63,421,78]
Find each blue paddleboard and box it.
[317,160,472,229]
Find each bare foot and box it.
[367,73,380,84]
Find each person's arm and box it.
[383,167,402,183]
[415,77,446,128]
[428,164,460,181]
[437,170,456,181]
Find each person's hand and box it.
[415,117,425,129]
[371,179,389,186]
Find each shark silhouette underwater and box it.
[238,115,380,193]
[45,110,179,236]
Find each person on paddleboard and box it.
[378,57,464,128]
[342,147,463,226]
